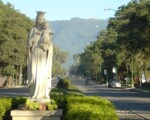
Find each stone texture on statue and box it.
[27,11,53,102]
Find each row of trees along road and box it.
[70,0,150,87]
[0,1,68,87]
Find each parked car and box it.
[108,79,121,88]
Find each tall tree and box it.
[108,0,150,82]
[0,1,33,86]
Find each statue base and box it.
[30,98,50,103]
[11,109,63,120]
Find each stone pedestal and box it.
[11,109,63,120]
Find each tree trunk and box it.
[18,65,23,85]
[16,65,19,85]
[4,76,13,87]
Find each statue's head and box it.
[36,11,46,17]
[35,11,46,26]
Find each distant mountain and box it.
[49,17,108,69]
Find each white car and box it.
[108,80,121,88]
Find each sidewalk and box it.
[117,110,146,120]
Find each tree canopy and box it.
[0,1,33,76]
[71,0,150,85]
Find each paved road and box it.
[0,86,29,97]
[0,79,58,97]
[71,78,150,120]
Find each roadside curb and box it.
[0,86,28,89]
[122,87,150,93]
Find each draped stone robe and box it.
[27,27,53,99]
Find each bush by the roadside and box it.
[50,87,85,120]
[0,98,12,120]
[51,84,118,120]
[0,97,28,120]
[65,96,118,120]
[56,78,72,89]
[51,87,84,109]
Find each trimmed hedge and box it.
[66,96,118,120]
[51,84,118,120]
[0,98,11,120]
[0,97,26,120]
[56,78,71,89]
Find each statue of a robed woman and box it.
[27,11,53,102]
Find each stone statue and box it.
[27,11,53,102]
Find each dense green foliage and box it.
[25,99,57,111]
[113,0,150,81]
[0,3,32,67]
[0,98,11,120]
[56,78,72,89]
[0,1,33,85]
[66,96,118,120]
[51,88,117,120]
[71,0,150,86]
[51,79,118,120]
[0,97,27,120]
[51,86,84,111]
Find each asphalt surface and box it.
[0,86,29,97]
[0,79,58,97]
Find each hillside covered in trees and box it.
[50,18,108,68]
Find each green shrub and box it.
[67,96,114,108]
[12,97,27,109]
[23,98,58,111]
[46,99,58,110]
[66,96,118,120]
[0,105,5,120]
[0,98,12,120]
[25,99,41,110]
[50,87,84,109]
[57,78,71,89]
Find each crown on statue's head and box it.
[36,11,46,18]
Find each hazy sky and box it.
[3,0,131,21]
